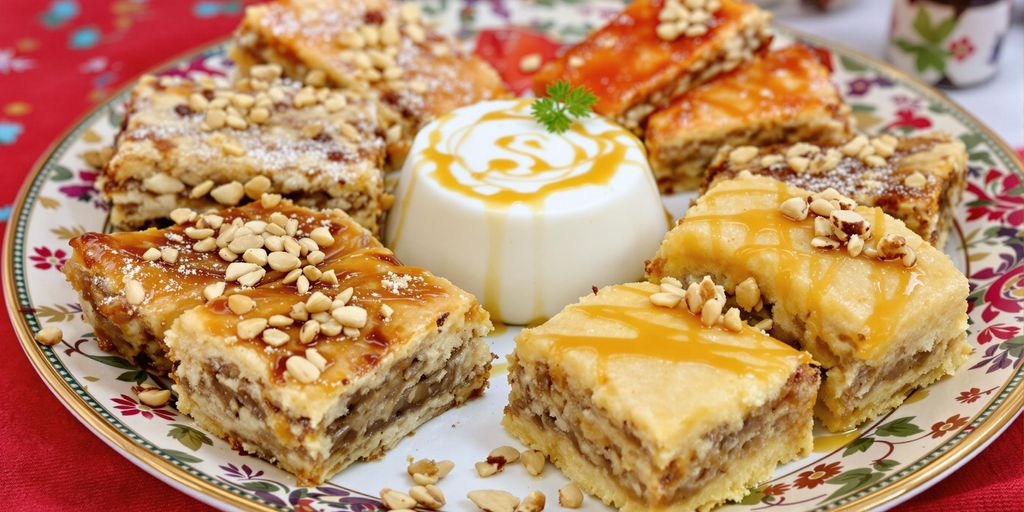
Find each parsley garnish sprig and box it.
[531,80,598,134]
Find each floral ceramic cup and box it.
[887,0,1012,88]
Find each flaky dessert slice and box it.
[64,197,381,374]
[645,44,853,193]
[702,132,967,246]
[99,72,389,234]
[168,246,492,485]
[230,0,509,164]
[532,0,771,132]
[505,282,818,512]
[646,174,970,431]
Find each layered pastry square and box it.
[646,174,970,431]
[532,0,772,132]
[99,72,389,234]
[645,44,853,193]
[702,132,968,246]
[504,282,818,511]
[66,198,493,485]
[230,0,509,163]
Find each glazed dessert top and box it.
[237,0,508,124]
[703,133,966,207]
[532,0,765,117]
[68,199,379,333]
[646,174,968,362]
[515,282,811,449]
[646,44,847,135]
[393,99,653,215]
[103,71,385,191]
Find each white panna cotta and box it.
[385,99,667,324]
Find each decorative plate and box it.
[6,1,1023,511]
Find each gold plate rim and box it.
[4,26,1023,512]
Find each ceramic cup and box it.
[887,0,1012,88]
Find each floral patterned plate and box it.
[6,2,1023,511]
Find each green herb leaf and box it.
[531,80,598,134]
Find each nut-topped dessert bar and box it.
[100,70,390,234]
[66,196,493,483]
[504,281,818,511]
[64,197,382,374]
[702,132,968,246]
[645,45,853,192]
[230,0,509,163]
[532,0,772,132]
[646,174,970,431]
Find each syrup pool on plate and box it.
[385,99,668,324]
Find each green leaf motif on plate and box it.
[240,481,282,493]
[163,448,204,464]
[85,354,137,370]
[116,369,149,385]
[737,488,766,506]
[825,468,888,502]
[50,165,73,182]
[875,417,924,437]
[839,55,868,72]
[873,459,900,471]
[843,436,875,456]
[169,423,213,451]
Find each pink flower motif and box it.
[30,246,67,270]
[111,394,176,420]
[884,108,932,131]
[948,36,975,62]
[977,263,1024,323]
[977,324,1020,345]
[966,168,1024,227]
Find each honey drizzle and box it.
[392,100,646,322]
[679,181,920,358]
[544,285,807,384]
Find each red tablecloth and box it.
[0,1,1020,510]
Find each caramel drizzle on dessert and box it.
[679,181,922,358]
[545,284,808,383]
[394,99,650,321]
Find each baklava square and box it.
[645,44,853,193]
[99,72,389,234]
[64,199,381,374]
[646,174,970,431]
[702,132,968,246]
[230,0,509,164]
[532,0,772,132]
[66,198,494,484]
[504,282,818,511]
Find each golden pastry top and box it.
[532,0,766,118]
[646,175,968,362]
[646,45,849,137]
[235,0,508,125]
[514,281,812,449]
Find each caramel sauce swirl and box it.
[541,284,809,383]
[671,180,922,359]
